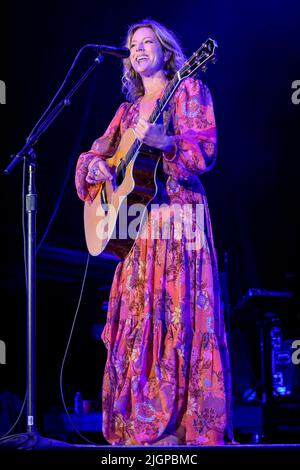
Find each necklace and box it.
[143,83,168,101]
[143,92,162,101]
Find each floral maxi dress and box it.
[75,77,233,445]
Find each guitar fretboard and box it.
[121,74,180,170]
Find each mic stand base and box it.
[0,431,73,449]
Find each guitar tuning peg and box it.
[201,65,207,72]
[211,58,217,64]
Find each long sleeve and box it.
[163,77,217,180]
[75,102,130,202]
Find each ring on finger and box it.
[92,167,101,178]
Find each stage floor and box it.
[1,436,300,467]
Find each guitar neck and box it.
[148,74,180,124]
[124,74,181,167]
[117,38,217,173]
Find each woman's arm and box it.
[75,102,130,202]
[163,77,217,179]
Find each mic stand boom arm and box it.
[5,54,104,175]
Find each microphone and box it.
[88,44,130,59]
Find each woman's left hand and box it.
[134,118,174,152]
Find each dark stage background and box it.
[0,0,299,443]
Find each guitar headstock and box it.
[178,38,218,81]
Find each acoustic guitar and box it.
[84,38,217,260]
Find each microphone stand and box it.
[1,52,104,449]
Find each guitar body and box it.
[84,128,162,259]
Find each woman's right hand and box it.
[86,158,113,184]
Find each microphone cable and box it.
[58,253,102,445]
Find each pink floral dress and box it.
[75,77,233,445]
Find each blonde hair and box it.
[121,19,186,102]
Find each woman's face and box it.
[129,27,166,78]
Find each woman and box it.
[75,19,233,446]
